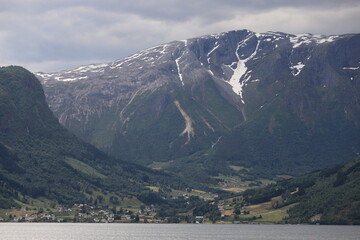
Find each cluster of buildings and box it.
[2,203,163,223]
[10,213,62,222]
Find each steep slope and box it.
[242,157,360,224]
[36,30,360,180]
[0,66,184,206]
[212,32,360,177]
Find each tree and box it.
[209,210,221,223]
[234,209,241,215]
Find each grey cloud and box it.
[5,0,359,20]
[0,0,359,72]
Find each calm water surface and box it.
[0,223,359,240]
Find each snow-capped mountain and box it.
[36,29,360,180]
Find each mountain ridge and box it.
[36,29,360,182]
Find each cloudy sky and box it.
[1,0,359,73]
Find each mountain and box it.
[242,156,360,224]
[36,29,360,182]
[0,66,185,207]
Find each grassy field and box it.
[147,160,174,170]
[212,174,275,193]
[64,157,107,179]
[228,165,250,172]
[253,204,295,223]
[147,186,160,192]
[218,194,294,224]
[242,196,295,223]
[169,189,217,201]
[221,187,247,193]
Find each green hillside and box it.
[242,157,360,224]
[0,66,185,206]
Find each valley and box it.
[0,28,359,224]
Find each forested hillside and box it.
[0,66,185,206]
[242,157,360,224]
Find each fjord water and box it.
[1,223,359,240]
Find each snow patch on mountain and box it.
[209,32,226,39]
[160,44,168,55]
[181,40,188,47]
[290,62,305,76]
[36,73,53,82]
[74,64,108,73]
[207,44,220,64]
[227,34,260,103]
[36,72,89,82]
[343,66,359,70]
[175,58,184,85]
[290,34,339,48]
[174,41,189,86]
[55,76,89,82]
[207,69,215,77]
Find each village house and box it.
[195,216,204,223]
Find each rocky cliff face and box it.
[36,29,360,178]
